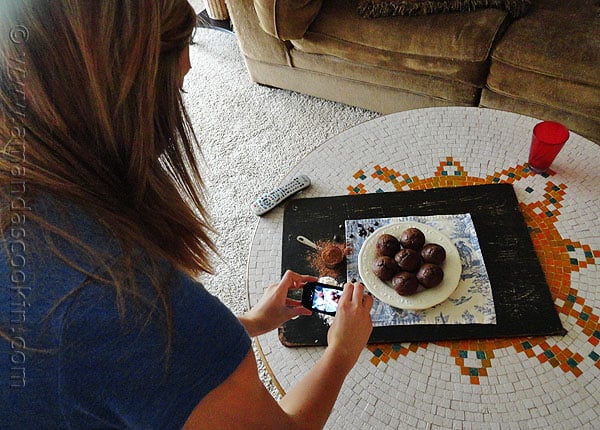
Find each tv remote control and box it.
[250,174,311,216]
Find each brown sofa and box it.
[226,0,600,144]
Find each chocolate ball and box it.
[392,271,419,296]
[421,243,446,265]
[376,233,400,257]
[400,228,426,250]
[372,256,398,281]
[394,248,421,272]
[416,263,444,288]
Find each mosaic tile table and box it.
[246,107,600,429]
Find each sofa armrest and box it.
[254,0,324,40]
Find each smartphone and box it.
[301,282,344,316]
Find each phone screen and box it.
[310,285,342,314]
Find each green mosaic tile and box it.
[566,357,578,368]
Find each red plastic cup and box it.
[528,121,569,173]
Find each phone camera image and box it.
[302,282,344,316]
[312,286,341,313]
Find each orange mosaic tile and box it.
[353,169,365,179]
[347,182,367,195]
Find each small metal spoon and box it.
[298,235,345,269]
[297,235,320,250]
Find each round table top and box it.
[246,107,600,429]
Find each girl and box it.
[0,1,373,428]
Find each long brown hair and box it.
[0,1,212,345]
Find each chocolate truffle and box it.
[392,272,419,296]
[376,233,400,257]
[416,263,444,288]
[420,243,446,265]
[394,248,421,272]
[400,228,426,250]
[372,256,398,281]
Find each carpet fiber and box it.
[183,28,379,393]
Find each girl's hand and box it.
[239,270,317,337]
[326,282,373,371]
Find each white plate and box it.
[358,221,461,310]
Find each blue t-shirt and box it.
[0,196,251,429]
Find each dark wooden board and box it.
[279,184,566,346]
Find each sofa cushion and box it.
[291,48,482,104]
[486,0,600,121]
[254,0,324,41]
[291,0,509,86]
[357,0,532,18]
